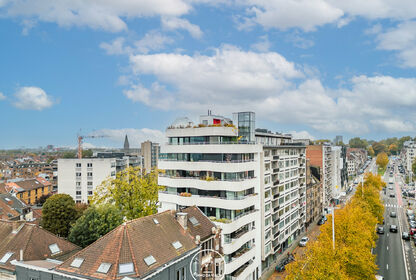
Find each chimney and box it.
[20,249,23,261]
[195,235,201,245]
[176,212,188,230]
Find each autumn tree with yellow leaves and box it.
[286,173,384,280]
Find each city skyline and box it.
[1,1,416,148]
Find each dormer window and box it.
[0,252,13,264]
[119,263,134,274]
[70,258,84,268]
[49,243,61,255]
[172,241,183,250]
[143,255,156,266]
[97,263,112,274]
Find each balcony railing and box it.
[159,159,255,163]
[159,174,256,182]
[159,191,257,201]
[166,141,256,146]
[212,209,258,224]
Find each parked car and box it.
[402,232,410,240]
[390,211,397,218]
[408,214,415,222]
[317,218,325,225]
[409,221,416,229]
[390,193,395,198]
[299,237,309,247]
[409,228,416,236]
[275,262,286,272]
[377,226,385,234]
[390,225,398,233]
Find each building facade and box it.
[57,158,116,203]
[158,112,306,280]
[402,141,416,174]
[305,161,323,228]
[0,178,52,205]
[141,141,160,172]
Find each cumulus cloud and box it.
[0,92,5,100]
[13,86,54,110]
[375,21,416,67]
[289,130,315,140]
[161,17,203,38]
[90,128,165,147]
[0,0,191,32]
[250,35,271,52]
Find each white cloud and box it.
[370,119,415,132]
[285,33,314,49]
[1,0,191,32]
[161,17,203,38]
[0,92,5,100]
[289,130,315,140]
[250,35,271,52]
[90,128,165,147]
[13,86,54,110]
[100,32,173,55]
[375,21,416,67]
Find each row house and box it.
[0,178,52,205]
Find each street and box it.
[375,160,416,280]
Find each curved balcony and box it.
[223,229,256,255]
[162,143,261,154]
[213,210,259,234]
[229,261,256,280]
[158,192,258,210]
[224,245,256,275]
[158,175,258,192]
[158,160,257,173]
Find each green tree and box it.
[62,151,76,158]
[41,194,78,237]
[314,139,331,145]
[68,205,123,247]
[82,149,93,158]
[91,167,164,220]
[398,136,412,150]
[388,143,398,155]
[372,142,386,155]
[412,158,416,179]
[367,146,375,158]
[349,137,368,149]
[35,193,52,206]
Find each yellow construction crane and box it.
[77,134,108,159]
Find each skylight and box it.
[97,263,112,274]
[189,216,200,226]
[49,243,61,254]
[143,255,156,266]
[0,252,13,264]
[153,218,159,224]
[172,241,183,250]
[119,263,134,274]
[70,258,84,268]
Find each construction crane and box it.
[77,134,108,159]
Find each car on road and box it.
[377,226,384,234]
[317,218,325,225]
[390,211,396,218]
[390,225,398,232]
[402,232,410,240]
[408,214,415,222]
[376,275,384,280]
[299,237,309,247]
[409,221,416,229]
[390,193,395,198]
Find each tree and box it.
[388,143,398,155]
[412,158,416,178]
[82,149,93,158]
[314,139,331,145]
[349,137,368,149]
[68,205,123,248]
[41,194,78,237]
[91,167,164,220]
[398,136,412,151]
[63,151,76,158]
[376,152,389,170]
[367,146,375,158]
[372,142,386,155]
[35,193,52,206]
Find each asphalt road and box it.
[376,161,408,280]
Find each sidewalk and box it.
[265,223,321,280]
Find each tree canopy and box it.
[41,194,78,237]
[349,137,368,149]
[91,166,164,220]
[376,152,389,170]
[68,205,123,248]
[286,173,384,280]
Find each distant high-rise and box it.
[334,135,343,145]
[141,141,159,173]
[123,134,130,150]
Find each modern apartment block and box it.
[141,141,160,172]
[57,158,116,203]
[158,111,306,280]
[402,140,416,174]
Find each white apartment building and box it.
[402,140,416,173]
[158,112,306,280]
[330,146,342,199]
[57,158,116,203]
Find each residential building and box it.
[57,158,116,203]
[0,178,52,205]
[0,220,79,280]
[340,146,349,189]
[346,148,368,176]
[306,144,333,207]
[333,135,343,145]
[14,207,222,280]
[141,141,160,172]
[402,140,416,174]
[305,160,323,228]
[158,111,306,279]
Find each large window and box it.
[176,267,186,280]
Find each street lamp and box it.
[331,203,341,250]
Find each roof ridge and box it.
[125,224,139,277]
[22,223,34,255]
[35,224,80,250]
[113,224,126,278]
[124,210,171,225]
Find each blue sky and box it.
[1,0,416,149]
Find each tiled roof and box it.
[56,210,198,279]
[182,206,216,241]
[0,194,26,219]
[0,220,80,272]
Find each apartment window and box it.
[76,172,81,177]
[111,171,116,176]
[76,191,81,195]
[88,191,93,196]
[176,267,186,280]
[76,163,81,167]
[265,203,271,213]
[76,182,81,186]
[87,163,93,167]
[87,182,93,186]
[76,200,81,203]
[87,172,93,177]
